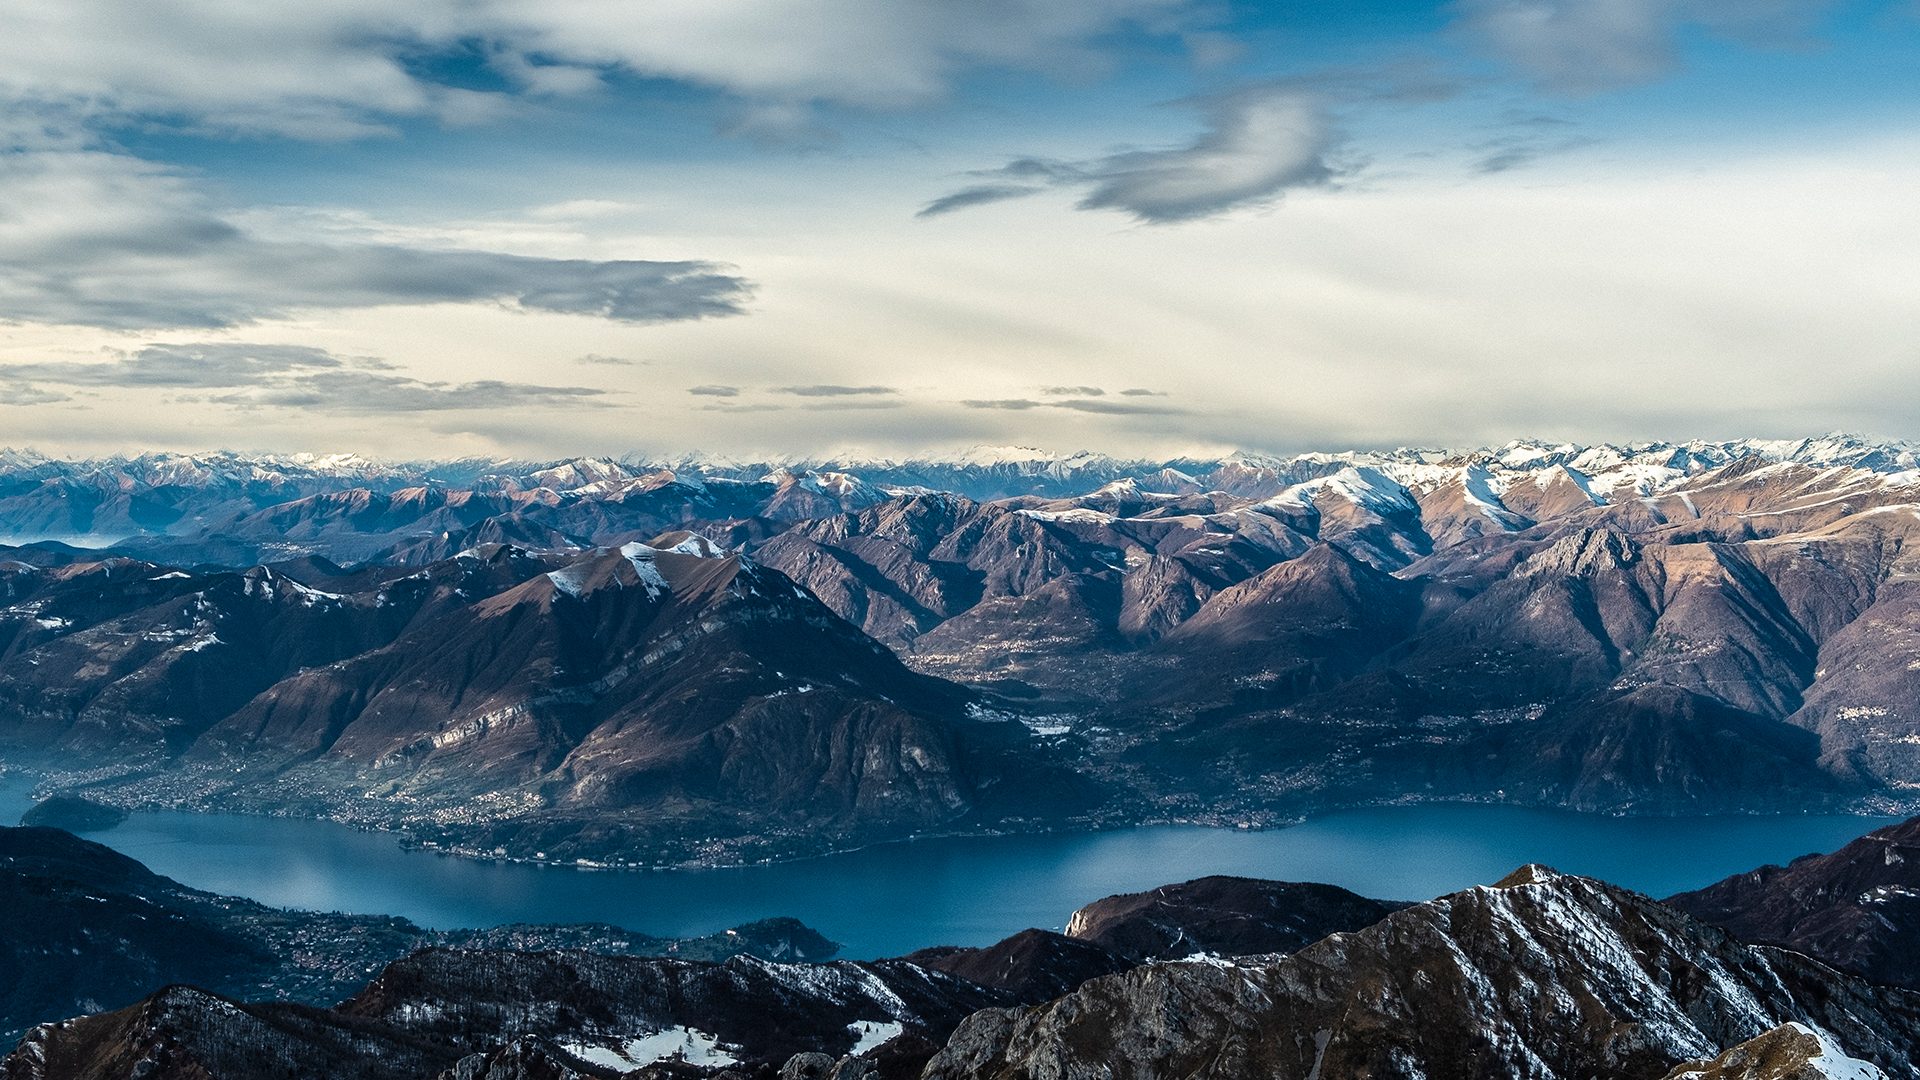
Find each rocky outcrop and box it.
[1661,1023,1890,1080]
[1060,875,1405,961]
[904,930,1131,1003]
[923,867,1920,1080]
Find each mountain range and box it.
[6,436,1920,861]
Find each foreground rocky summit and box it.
[1661,1023,1891,1080]
[923,866,1920,1080]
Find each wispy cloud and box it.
[1453,0,1837,94]
[917,185,1044,218]
[0,342,608,414]
[210,372,607,413]
[1052,397,1184,415]
[0,343,358,387]
[1469,113,1598,172]
[921,84,1343,223]
[0,1,1203,139]
[0,148,753,330]
[772,384,899,396]
[960,394,1183,415]
[688,384,741,396]
[0,384,73,406]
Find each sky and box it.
[0,0,1915,460]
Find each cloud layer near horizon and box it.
[0,342,609,413]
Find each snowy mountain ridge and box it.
[2,433,1913,496]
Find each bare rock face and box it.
[1661,1023,1891,1080]
[444,1036,612,1080]
[1061,875,1406,962]
[904,930,1132,1003]
[923,867,1920,1080]
[779,1052,837,1080]
[1667,814,1920,990]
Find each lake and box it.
[0,774,1893,958]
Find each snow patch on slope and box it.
[562,1028,739,1070]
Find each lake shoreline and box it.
[8,763,1914,875]
[1,769,1899,957]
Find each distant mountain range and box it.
[9,814,1920,1079]
[7,435,1920,862]
[0,434,1914,551]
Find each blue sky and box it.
[0,0,1914,457]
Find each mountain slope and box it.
[1667,815,1920,991]
[0,826,836,1044]
[924,866,1920,1080]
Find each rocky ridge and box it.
[1668,815,1920,991]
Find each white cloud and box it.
[921,87,1340,223]
[1079,90,1339,222]
[0,341,610,414]
[0,0,1199,138]
[1453,0,1835,93]
[0,148,750,329]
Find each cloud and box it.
[1469,114,1599,172]
[917,185,1049,218]
[1120,388,1167,396]
[1472,136,1597,173]
[208,372,607,413]
[1052,397,1184,415]
[0,148,752,330]
[797,399,907,411]
[576,353,647,366]
[960,395,1182,415]
[1042,385,1106,396]
[0,0,1200,139]
[1453,0,1836,93]
[0,341,608,414]
[0,342,353,387]
[921,86,1341,223]
[0,384,72,406]
[688,384,741,396]
[772,384,899,396]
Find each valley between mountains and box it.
[6,436,1920,865]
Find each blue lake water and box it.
[0,774,1894,958]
